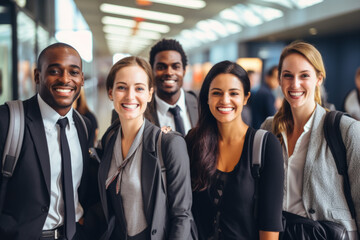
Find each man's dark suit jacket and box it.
[0,95,98,240]
[150,90,199,129]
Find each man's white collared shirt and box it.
[37,94,84,230]
[155,88,192,135]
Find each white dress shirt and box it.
[281,110,315,217]
[37,94,84,230]
[155,88,192,135]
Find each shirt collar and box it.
[155,88,186,115]
[113,120,145,167]
[37,94,74,129]
[281,105,316,151]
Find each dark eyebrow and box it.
[47,63,81,70]
[210,88,222,91]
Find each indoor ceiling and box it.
[73,0,360,59]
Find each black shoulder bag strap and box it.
[324,111,358,228]
[0,100,25,213]
[250,129,269,218]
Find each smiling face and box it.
[153,50,185,103]
[34,46,84,116]
[280,53,323,114]
[208,73,250,124]
[108,65,153,123]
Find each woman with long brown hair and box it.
[186,60,284,240]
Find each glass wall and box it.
[0,4,13,103]
[17,11,36,100]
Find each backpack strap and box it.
[250,129,269,218]
[323,111,357,220]
[156,130,167,195]
[251,129,268,178]
[0,100,25,213]
[2,100,25,178]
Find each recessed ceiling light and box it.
[150,0,206,9]
[100,3,184,24]
[309,27,318,35]
[102,16,170,33]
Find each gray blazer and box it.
[150,90,198,128]
[261,105,360,234]
[98,119,194,240]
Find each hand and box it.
[161,126,172,134]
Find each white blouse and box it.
[281,110,315,217]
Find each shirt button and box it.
[151,229,157,235]
[309,208,316,214]
[41,206,49,212]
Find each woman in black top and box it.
[186,61,284,240]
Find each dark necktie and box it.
[168,105,185,136]
[57,117,76,240]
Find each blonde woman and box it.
[261,41,360,239]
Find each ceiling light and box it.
[309,27,318,35]
[248,4,283,22]
[103,25,161,40]
[150,0,206,9]
[224,22,242,34]
[296,0,323,9]
[102,16,170,33]
[100,3,184,24]
[219,9,241,23]
[208,20,228,37]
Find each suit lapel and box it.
[25,96,51,195]
[73,113,89,201]
[150,99,160,126]
[185,91,198,127]
[141,120,159,223]
[302,105,326,195]
[98,129,118,222]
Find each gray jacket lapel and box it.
[185,91,198,128]
[302,105,326,196]
[141,120,159,223]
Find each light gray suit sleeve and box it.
[340,116,360,233]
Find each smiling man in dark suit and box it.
[0,43,98,240]
[148,39,198,136]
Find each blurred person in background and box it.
[248,69,276,129]
[264,65,283,110]
[74,88,99,147]
[343,67,360,120]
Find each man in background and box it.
[149,38,198,136]
[343,66,360,120]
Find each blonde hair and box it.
[273,41,326,143]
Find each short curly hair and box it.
[149,39,187,70]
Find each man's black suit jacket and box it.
[0,95,98,240]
